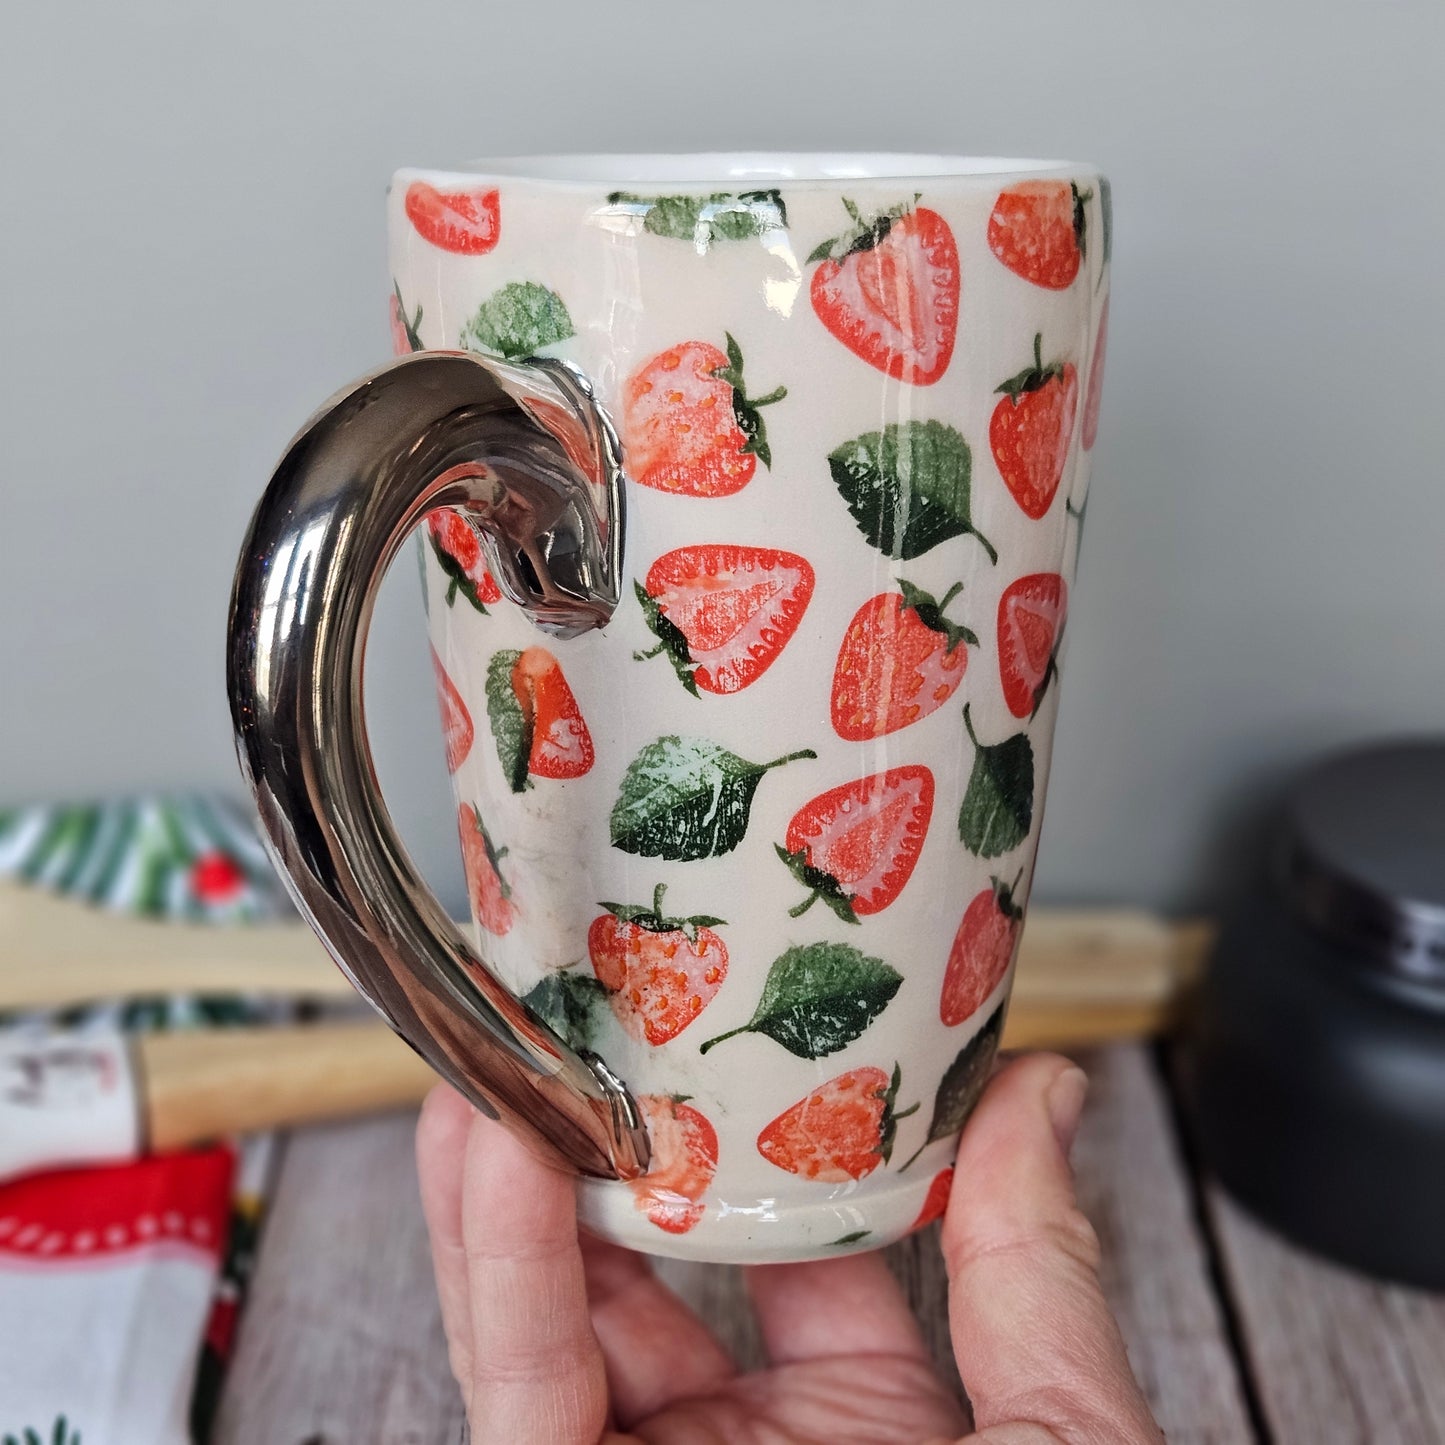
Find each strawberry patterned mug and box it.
[228,153,1110,1262]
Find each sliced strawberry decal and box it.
[403,181,500,255]
[430,647,473,773]
[631,1095,718,1234]
[457,803,515,936]
[998,573,1067,719]
[635,544,815,696]
[910,1166,955,1231]
[427,510,503,614]
[987,180,1090,290]
[757,1064,916,1182]
[623,335,785,497]
[588,884,728,1045]
[777,766,934,923]
[990,334,1079,520]
[941,876,1023,1026]
[809,199,959,384]
[1083,297,1109,451]
[831,580,978,740]
[390,282,423,355]
[486,647,593,791]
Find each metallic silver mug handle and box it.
[226,349,650,1180]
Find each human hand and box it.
[416,1052,1163,1444]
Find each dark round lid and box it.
[1278,739,1445,986]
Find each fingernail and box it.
[1046,1065,1089,1158]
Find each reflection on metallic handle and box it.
[225,350,649,1180]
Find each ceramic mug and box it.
[227,153,1110,1262]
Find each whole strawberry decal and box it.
[460,281,574,360]
[486,646,593,792]
[990,334,1079,520]
[959,705,1035,859]
[631,1095,718,1235]
[430,647,473,774]
[1083,297,1109,451]
[611,736,815,862]
[902,1005,1005,1169]
[634,544,814,696]
[829,421,995,563]
[588,884,728,1045]
[831,580,977,740]
[987,180,1090,290]
[998,572,1067,719]
[700,942,902,1059]
[390,282,422,355]
[623,335,786,497]
[776,766,934,923]
[427,510,502,614]
[457,803,514,936]
[403,180,501,255]
[941,876,1023,1026]
[757,1065,916,1182]
[809,198,959,384]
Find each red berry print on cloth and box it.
[998,573,1067,719]
[588,884,728,1045]
[403,181,501,255]
[809,200,959,384]
[758,1065,917,1182]
[631,1095,718,1234]
[486,647,594,792]
[1083,296,1109,451]
[987,180,1089,290]
[910,1166,954,1231]
[635,544,814,697]
[623,335,785,496]
[777,766,934,924]
[990,334,1079,520]
[941,877,1023,1026]
[457,803,515,937]
[430,647,473,773]
[831,580,978,740]
[427,510,503,614]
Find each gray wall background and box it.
[4,1,1442,917]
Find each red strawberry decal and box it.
[1083,296,1109,451]
[757,1064,916,1182]
[777,766,934,924]
[831,580,977,740]
[486,646,593,789]
[635,544,814,696]
[988,180,1089,290]
[809,200,958,385]
[623,335,785,496]
[403,181,500,255]
[990,334,1079,520]
[189,852,246,906]
[910,1166,954,1231]
[457,803,515,936]
[427,510,502,614]
[430,647,473,773]
[998,573,1067,719]
[631,1095,718,1234]
[390,284,422,356]
[588,884,728,1045]
[941,877,1023,1026]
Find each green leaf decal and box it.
[393,280,423,352]
[429,532,490,615]
[901,1004,1006,1169]
[485,649,532,793]
[826,1229,872,1246]
[605,189,788,250]
[828,420,997,564]
[699,942,901,1058]
[633,579,698,696]
[774,844,860,924]
[460,281,574,360]
[523,971,610,1053]
[1098,175,1113,267]
[610,736,815,862]
[959,706,1034,857]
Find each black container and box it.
[1183,740,1445,1287]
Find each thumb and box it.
[941,1053,1161,1445]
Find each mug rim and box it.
[398,151,1099,189]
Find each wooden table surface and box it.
[209,1042,1445,1445]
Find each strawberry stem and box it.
[788,891,820,918]
[962,703,981,750]
[762,749,817,772]
[937,581,966,612]
[652,882,667,918]
[899,1141,927,1172]
[698,1024,749,1055]
[973,527,999,566]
